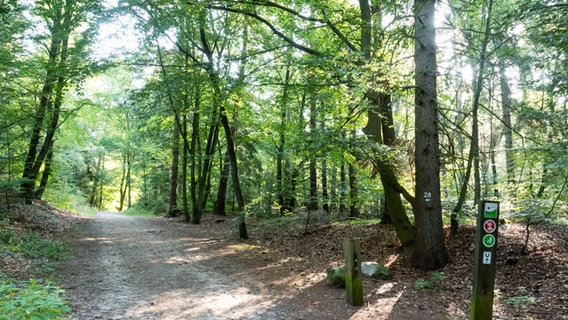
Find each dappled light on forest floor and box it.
[49,211,568,319]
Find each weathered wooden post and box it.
[471,201,500,319]
[343,238,363,306]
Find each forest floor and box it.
[2,204,568,319]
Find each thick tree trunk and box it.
[21,25,61,203]
[411,0,450,270]
[363,92,415,246]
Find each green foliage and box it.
[505,287,536,305]
[0,227,71,274]
[415,272,447,290]
[123,207,156,218]
[332,218,382,226]
[0,278,71,320]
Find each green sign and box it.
[484,202,498,218]
[471,201,500,320]
[482,234,496,247]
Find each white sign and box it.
[485,202,498,212]
[483,251,492,264]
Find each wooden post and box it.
[471,201,500,319]
[343,238,363,306]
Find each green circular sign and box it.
[482,234,496,248]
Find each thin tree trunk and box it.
[348,129,360,217]
[214,150,231,215]
[127,155,132,209]
[118,154,127,212]
[499,62,515,186]
[98,156,105,211]
[182,115,189,220]
[201,28,248,238]
[308,98,318,212]
[450,0,494,234]
[339,162,347,213]
[34,141,54,200]
[322,158,329,213]
[277,66,291,215]
[168,114,181,216]
[189,84,201,222]
[89,154,102,207]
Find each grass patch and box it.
[332,218,382,225]
[122,207,156,218]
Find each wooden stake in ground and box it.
[471,201,500,319]
[343,238,363,306]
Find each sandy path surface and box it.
[62,212,290,320]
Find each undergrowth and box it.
[0,277,71,320]
[1,207,74,319]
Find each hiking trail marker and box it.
[343,238,363,306]
[471,201,500,319]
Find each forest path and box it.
[61,212,289,320]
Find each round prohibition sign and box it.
[483,220,497,233]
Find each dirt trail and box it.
[62,212,291,320]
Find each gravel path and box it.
[62,212,288,320]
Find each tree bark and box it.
[499,62,514,186]
[349,152,359,217]
[168,114,181,217]
[363,92,415,246]
[308,98,318,212]
[411,0,450,269]
[201,27,248,238]
[214,149,231,215]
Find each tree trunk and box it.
[89,153,102,207]
[20,12,62,203]
[277,66,292,215]
[201,28,248,238]
[450,0,494,234]
[126,155,132,209]
[118,154,127,212]
[98,156,105,211]
[308,99,318,212]
[499,62,514,186]
[181,115,189,220]
[322,158,329,213]
[349,160,359,217]
[214,149,231,215]
[168,114,181,216]
[339,162,347,213]
[34,141,54,200]
[363,92,415,246]
[411,0,450,270]
[189,86,201,222]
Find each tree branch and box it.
[208,5,322,56]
